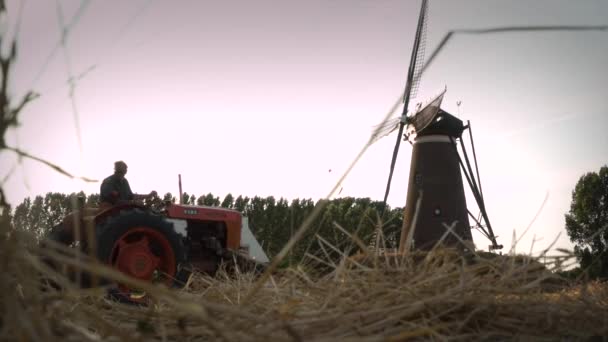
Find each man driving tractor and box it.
[100,161,156,209]
[49,161,156,246]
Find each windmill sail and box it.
[408,0,428,101]
[370,87,446,145]
[405,88,446,136]
[381,0,430,211]
[370,117,401,145]
[400,0,429,113]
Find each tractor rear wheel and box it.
[96,209,188,303]
[41,223,94,288]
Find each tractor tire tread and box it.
[95,209,188,288]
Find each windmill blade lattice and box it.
[381,0,429,212]
[369,0,429,251]
[408,0,428,101]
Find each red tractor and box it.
[45,193,269,301]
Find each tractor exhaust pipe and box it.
[179,174,183,204]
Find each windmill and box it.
[371,0,503,253]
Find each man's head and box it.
[114,161,128,178]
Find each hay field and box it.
[2,223,608,342]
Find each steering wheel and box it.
[144,191,166,213]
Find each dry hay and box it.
[1,224,608,342]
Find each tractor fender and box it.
[94,203,147,225]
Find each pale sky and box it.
[1,0,607,256]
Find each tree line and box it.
[8,192,404,264]
[9,164,606,280]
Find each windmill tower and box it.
[398,90,473,251]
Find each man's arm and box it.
[122,180,156,201]
[124,178,135,201]
[100,178,119,204]
[133,191,158,201]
